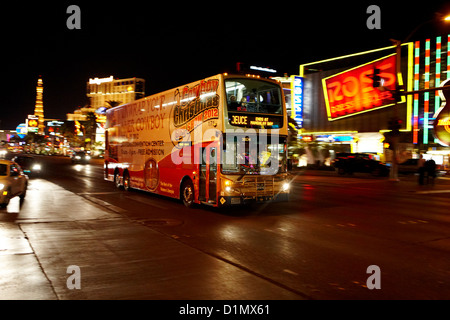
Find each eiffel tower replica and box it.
[34,76,45,134]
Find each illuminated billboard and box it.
[322,54,403,121]
[291,76,304,128]
[27,115,39,133]
[433,78,450,146]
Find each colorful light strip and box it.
[423,39,430,144]
[448,34,450,78]
[435,36,442,111]
[407,42,414,133]
[435,36,441,143]
[413,41,420,144]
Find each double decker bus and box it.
[104,73,290,208]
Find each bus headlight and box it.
[0,183,4,190]
[282,182,290,192]
[222,179,240,194]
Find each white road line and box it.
[124,195,169,210]
[83,195,128,214]
[416,190,450,194]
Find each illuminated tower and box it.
[34,76,45,134]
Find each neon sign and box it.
[322,55,402,121]
[27,115,39,133]
[16,123,27,139]
[291,76,304,128]
[89,76,114,85]
[437,118,450,132]
[434,78,450,146]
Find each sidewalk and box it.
[293,169,450,194]
[0,179,302,300]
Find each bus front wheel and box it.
[181,179,195,208]
[123,172,131,191]
[114,172,122,189]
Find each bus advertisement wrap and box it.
[105,74,290,208]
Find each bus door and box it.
[198,144,217,204]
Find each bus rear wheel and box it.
[181,179,195,208]
[123,172,131,191]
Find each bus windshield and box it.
[222,136,287,175]
[225,78,283,115]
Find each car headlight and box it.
[85,155,91,160]
[282,182,290,192]
[75,156,81,160]
[0,183,4,190]
[32,164,42,171]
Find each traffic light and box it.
[388,117,402,135]
[373,68,381,88]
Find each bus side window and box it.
[228,95,239,111]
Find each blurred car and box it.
[332,152,389,177]
[398,158,419,174]
[0,159,28,208]
[12,155,42,176]
[71,151,91,164]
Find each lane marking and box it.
[124,195,168,210]
[83,195,128,214]
[283,269,299,276]
[416,190,450,194]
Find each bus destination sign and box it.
[228,113,283,129]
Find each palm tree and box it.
[83,112,98,148]
[105,100,122,109]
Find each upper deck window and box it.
[225,79,282,115]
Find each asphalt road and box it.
[2,155,450,300]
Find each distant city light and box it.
[249,66,277,73]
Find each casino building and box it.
[280,36,450,170]
[66,76,146,149]
[87,76,145,110]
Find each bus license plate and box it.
[257,183,265,191]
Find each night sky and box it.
[2,0,450,129]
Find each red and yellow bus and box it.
[104,73,290,208]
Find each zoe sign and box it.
[322,55,399,121]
